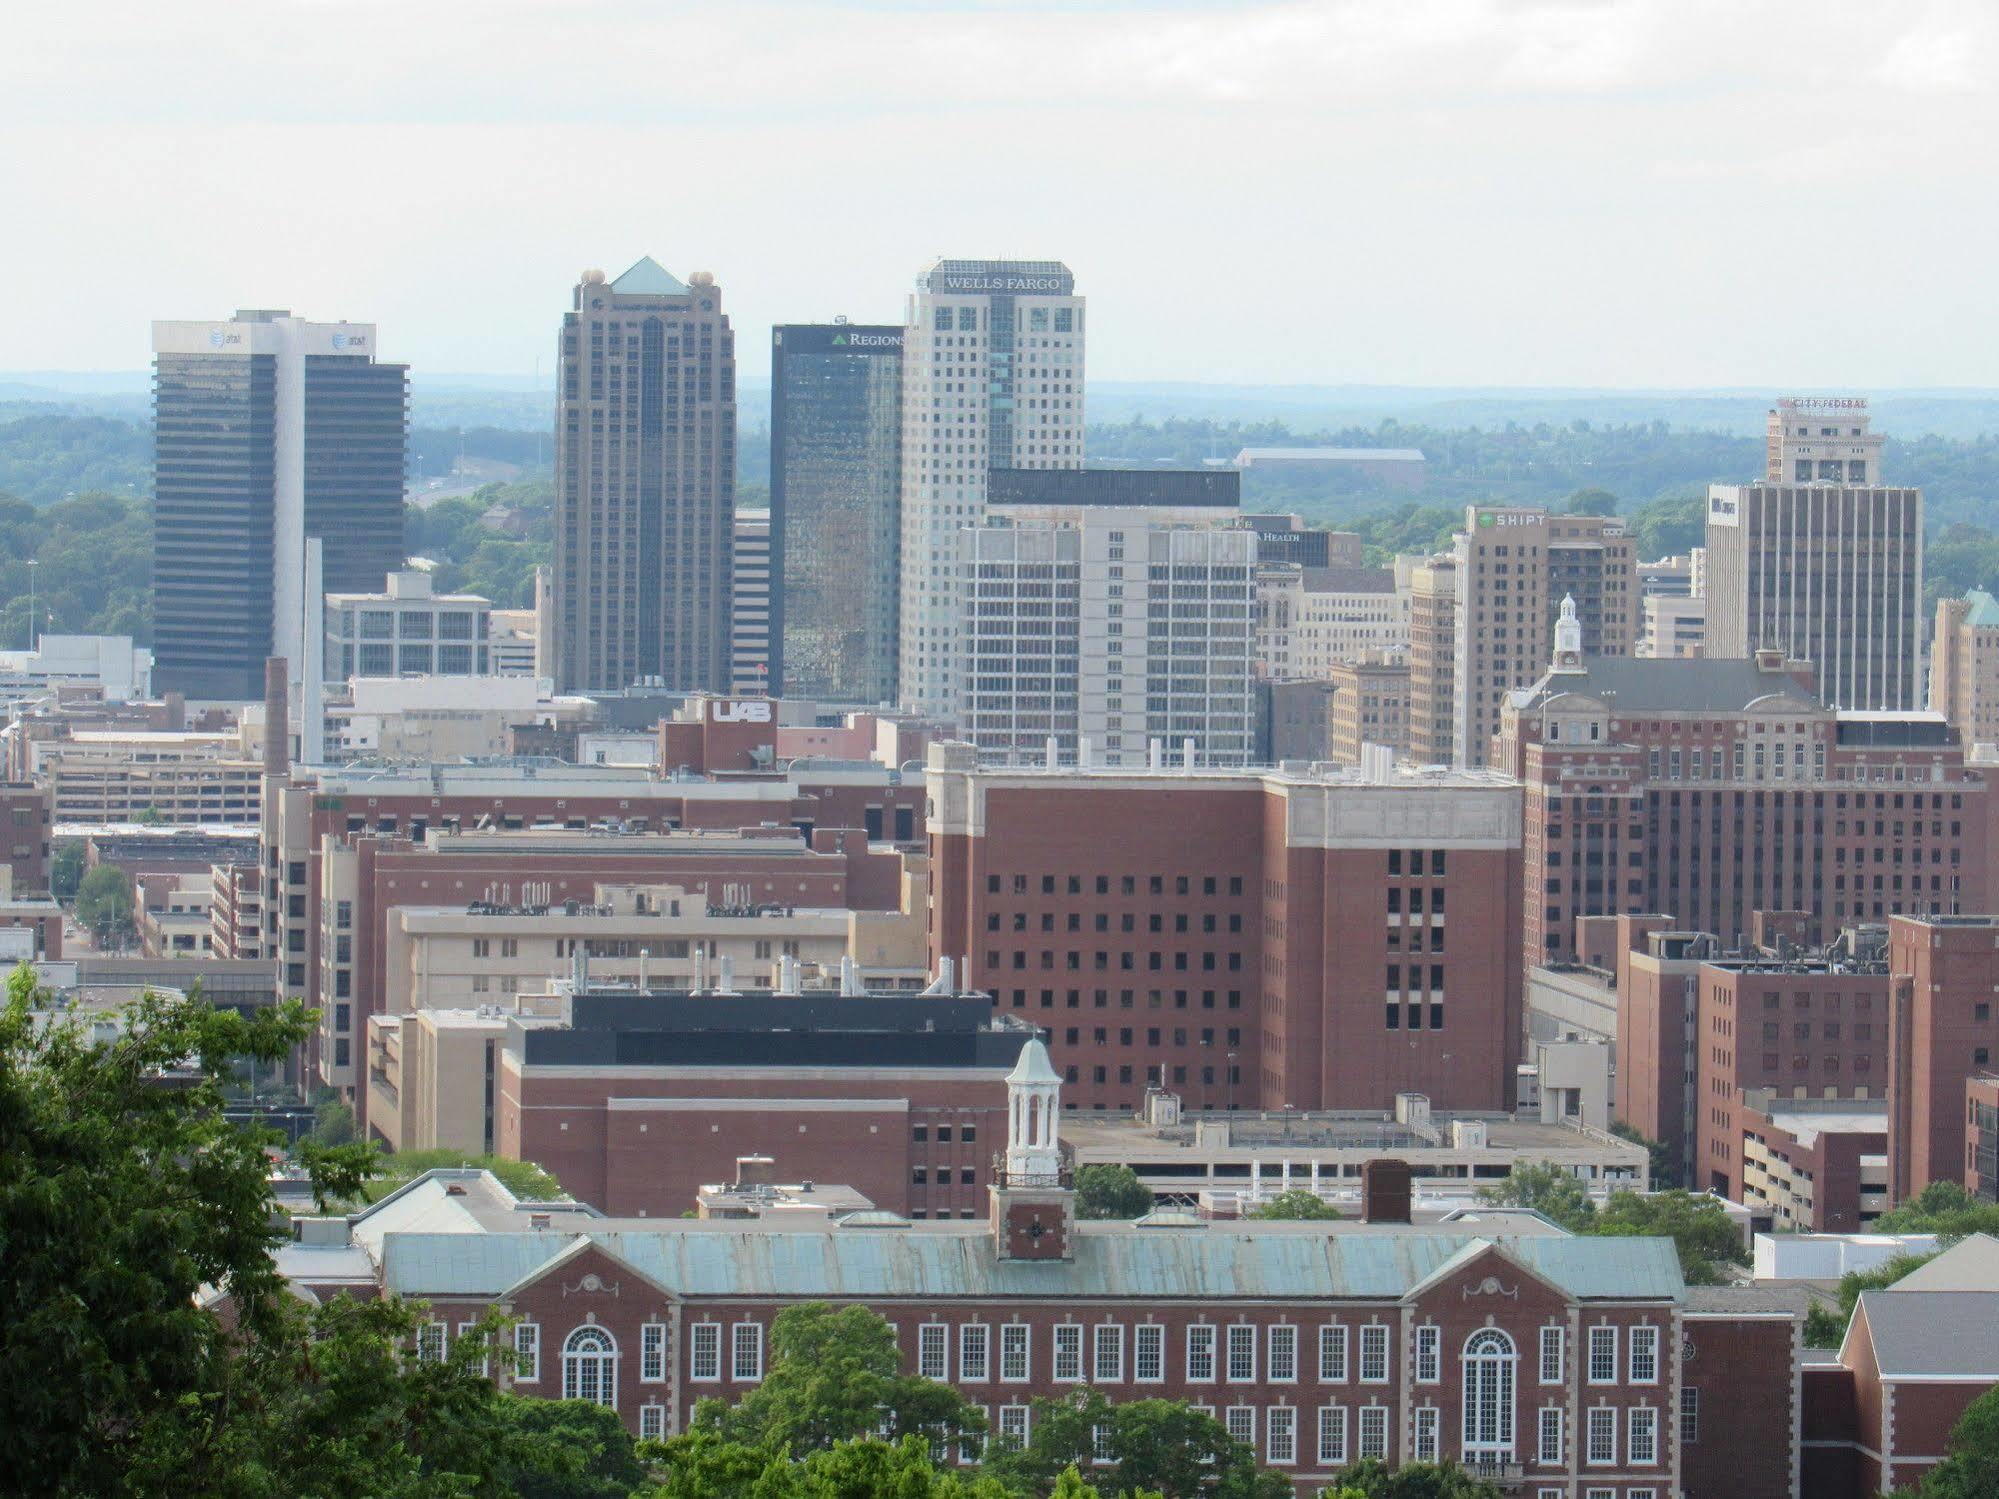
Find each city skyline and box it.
[5,2,1998,386]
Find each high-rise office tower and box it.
[898,260,1084,715]
[958,469,1253,766]
[552,259,736,694]
[1406,554,1459,765]
[1447,507,1637,767]
[152,310,406,701]
[769,323,903,703]
[729,510,772,697]
[1705,398,1922,710]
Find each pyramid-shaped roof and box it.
[611,256,690,297]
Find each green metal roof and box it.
[611,256,690,297]
[380,1228,1684,1303]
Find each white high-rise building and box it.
[958,495,1256,768]
[730,511,773,696]
[897,260,1085,715]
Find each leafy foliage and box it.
[1478,1165,1748,1284]
[1608,1122,1678,1189]
[1246,1189,1342,1221]
[1323,1458,1500,1497]
[638,1431,1018,1499]
[690,1302,986,1457]
[344,1148,565,1206]
[49,839,85,901]
[1873,1180,1999,1240]
[979,1388,1289,1498]
[1074,1163,1155,1220]
[0,488,151,645]
[73,861,134,937]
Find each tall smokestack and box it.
[263,656,290,776]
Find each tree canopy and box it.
[979,1389,1288,1499]
[1803,1251,1937,1349]
[1246,1189,1342,1221]
[1477,1166,1748,1284]
[1074,1163,1155,1220]
[1873,1180,1999,1240]
[1888,1384,1999,1499]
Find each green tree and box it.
[695,1302,986,1457]
[73,860,134,938]
[1887,1384,1999,1499]
[0,969,375,1490]
[1561,487,1620,516]
[49,839,85,901]
[1474,1162,1597,1232]
[640,1431,1017,1499]
[1875,1180,1999,1239]
[981,1389,1288,1498]
[1075,1163,1155,1220]
[495,1396,648,1499]
[1326,1457,1500,1497]
[1247,1189,1341,1221]
[1592,1189,1748,1286]
[308,1093,359,1148]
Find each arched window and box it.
[1462,1328,1517,1457]
[563,1325,618,1408]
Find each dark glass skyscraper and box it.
[769,323,902,703]
[152,311,406,701]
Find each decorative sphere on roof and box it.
[689,270,716,287]
[581,268,606,285]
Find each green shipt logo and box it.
[1477,513,1496,527]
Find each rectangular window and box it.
[1629,1325,1659,1384]
[1317,1405,1348,1466]
[1091,1424,1113,1463]
[1187,1325,1216,1382]
[1415,1325,1440,1383]
[1001,1324,1030,1382]
[1268,1406,1297,1465]
[514,1322,540,1383]
[1679,1387,1699,1444]
[919,1323,949,1381]
[1268,1324,1297,1383]
[1359,1405,1389,1459]
[1360,1325,1389,1383]
[1225,1406,1255,1449]
[1630,1406,1659,1465]
[1095,1324,1125,1383]
[640,1322,667,1383]
[1587,1407,1617,1465]
[639,1404,666,1441]
[418,1321,446,1364]
[1539,1325,1564,1385]
[1586,1490,1617,1499]
[1588,1325,1618,1384]
[732,1323,764,1382]
[1538,1406,1563,1465]
[689,1323,721,1381]
[1135,1324,1164,1383]
[998,1405,1029,1450]
[1054,1324,1083,1382]
[1320,1324,1349,1382]
[960,1324,990,1382]
[1227,1324,1257,1383]
[1413,1406,1439,1463]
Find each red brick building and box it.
[1801,1234,1999,1497]
[1692,948,1891,1201]
[924,744,1524,1114]
[1969,1074,1999,1200]
[493,989,1026,1218]
[284,1049,1806,1497]
[1888,913,1999,1202]
[0,779,52,894]
[1497,650,1989,967]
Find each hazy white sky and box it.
[4,0,1995,385]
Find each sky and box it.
[4,0,1996,387]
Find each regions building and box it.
[1706,398,1923,711]
[152,309,406,701]
[275,1048,1808,1499]
[924,741,1524,1114]
[769,323,903,704]
[1496,631,1990,967]
[898,260,1084,716]
[552,259,736,695]
[961,472,1255,766]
